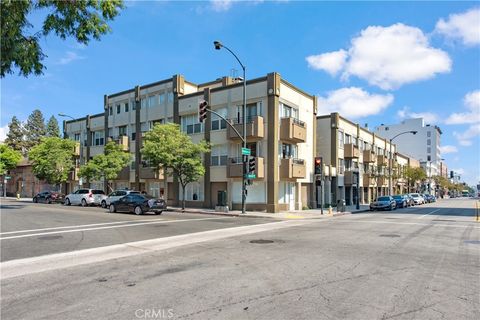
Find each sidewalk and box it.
[167,204,370,219]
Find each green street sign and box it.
[4,176,11,180]
[241,148,251,156]
[246,173,256,179]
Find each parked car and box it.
[64,189,107,206]
[409,193,424,205]
[403,194,415,207]
[101,189,140,208]
[33,191,65,204]
[370,196,396,211]
[109,194,166,215]
[423,194,436,203]
[392,195,408,208]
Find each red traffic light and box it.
[198,100,208,122]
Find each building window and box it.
[345,134,351,144]
[427,147,431,154]
[339,159,345,174]
[338,131,344,149]
[109,106,113,116]
[131,132,136,141]
[180,182,203,201]
[181,114,203,134]
[281,143,297,159]
[141,98,147,109]
[427,131,431,137]
[148,95,157,107]
[149,119,164,130]
[125,103,129,112]
[211,144,228,166]
[159,92,165,104]
[280,103,298,119]
[211,107,227,131]
[167,92,174,103]
[131,99,136,110]
[427,139,431,145]
[92,131,104,146]
[116,104,121,114]
[74,133,80,141]
[118,125,127,136]
[167,117,173,123]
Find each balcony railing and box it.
[280,117,306,143]
[227,157,264,179]
[363,150,375,163]
[362,174,374,187]
[280,158,306,179]
[227,116,264,141]
[344,143,360,158]
[377,155,388,166]
[139,167,164,180]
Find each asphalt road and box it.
[1,198,479,320]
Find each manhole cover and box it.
[250,239,274,244]
[464,240,480,245]
[379,234,401,238]
[38,235,63,240]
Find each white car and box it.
[65,189,107,206]
[101,190,140,208]
[409,193,424,205]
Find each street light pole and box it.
[214,41,247,214]
[388,131,417,195]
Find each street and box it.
[1,198,479,320]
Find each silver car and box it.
[409,193,425,205]
[65,189,107,207]
[101,190,140,208]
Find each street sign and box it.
[241,148,251,156]
[246,173,256,179]
[4,176,11,180]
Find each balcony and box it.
[73,142,80,157]
[362,174,374,187]
[227,116,264,141]
[114,135,129,151]
[363,150,375,163]
[377,155,388,166]
[139,167,164,180]
[280,158,306,180]
[227,157,264,179]
[377,176,387,187]
[344,170,359,185]
[280,117,306,143]
[344,143,360,158]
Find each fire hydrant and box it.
[328,206,333,216]
[16,193,20,200]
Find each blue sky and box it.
[1,1,479,185]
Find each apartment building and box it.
[64,72,317,212]
[316,113,399,207]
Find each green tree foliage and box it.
[141,123,210,210]
[24,109,46,152]
[404,166,427,191]
[4,116,25,153]
[28,137,76,185]
[0,144,22,175]
[1,0,124,77]
[78,141,130,192]
[46,115,61,137]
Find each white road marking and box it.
[337,219,479,229]
[0,219,316,279]
[0,217,222,240]
[0,218,169,235]
[417,209,441,219]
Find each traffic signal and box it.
[248,156,256,173]
[198,100,208,122]
[314,157,322,175]
[450,171,454,178]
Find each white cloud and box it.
[306,50,347,76]
[453,123,480,146]
[452,168,465,175]
[57,51,85,65]
[0,125,8,142]
[397,106,439,123]
[210,0,235,12]
[307,23,452,90]
[317,87,394,119]
[435,7,480,46]
[445,90,480,124]
[439,145,458,154]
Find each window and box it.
[345,159,352,170]
[118,126,127,136]
[159,92,165,104]
[109,106,113,116]
[131,132,136,141]
[427,131,431,137]
[345,134,351,144]
[427,147,431,154]
[74,133,80,141]
[141,98,147,109]
[211,107,227,130]
[211,144,228,166]
[181,114,203,134]
[167,117,173,123]
[338,131,344,148]
[92,131,104,146]
[358,139,363,150]
[167,91,173,103]
[180,182,203,201]
[125,103,129,112]
[131,99,136,110]
[149,119,164,130]
[281,143,297,159]
[339,159,345,174]
[116,104,121,114]
[148,95,157,107]
[281,103,298,119]
[427,139,431,145]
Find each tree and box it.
[404,166,427,192]
[141,123,210,211]
[4,116,25,153]
[46,115,60,137]
[0,144,22,175]
[1,0,124,77]
[24,109,46,152]
[78,141,130,192]
[28,137,76,186]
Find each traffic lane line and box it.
[417,209,441,219]
[0,217,224,240]
[0,219,316,280]
[333,218,480,229]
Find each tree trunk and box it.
[181,184,186,212]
